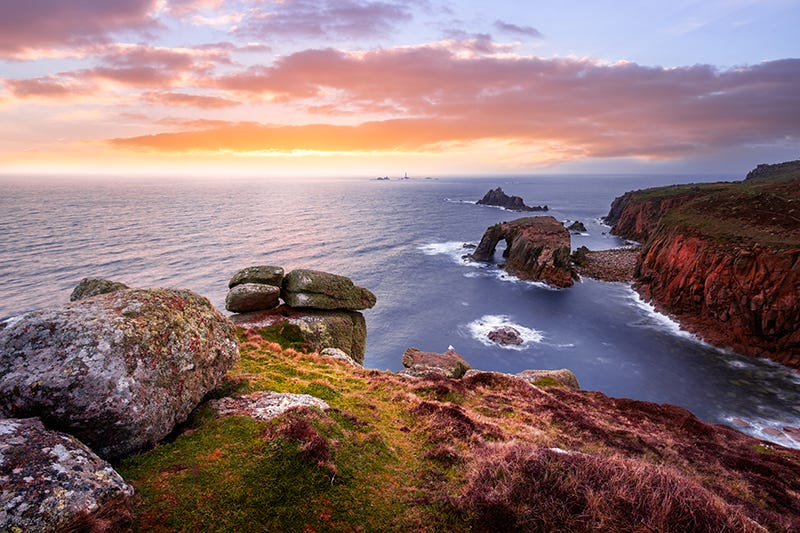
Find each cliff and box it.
[470,216,574,287]
[116,331,800,532]
[608,160,800,367]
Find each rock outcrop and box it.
[608,161,800,367]
[0,417,133,532]
[231,305,368,364]
[566,220,587,233]
[470,216,575,288]
[69,277,129,301]
[487,326,523,346]
[516,368,580,389]
[0,288,239,459]
[225,283,281,313]
[399,347,471,378]
[281,269,376,310]
[476,187,547,211]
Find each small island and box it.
[476,187,548,211]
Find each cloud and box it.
[233,0,414,40]
[493,20,543,39]
[117,44,800,162]
[0,0,159,58]
[2,77,91,99]
[141,91,241,108]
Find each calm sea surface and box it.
[1,174,798,447]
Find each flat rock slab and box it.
[281,269,376,311]
[229,266,284,289]
[0,417,133,533]
[225,283,280,313]
[208,392,329,422]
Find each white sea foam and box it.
[624,287,708,344]
[419,241,560,290]
[722,415,800,449]
[466,314,544,350]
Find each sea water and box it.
[1,174,798,448]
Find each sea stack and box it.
[476,187,548,211]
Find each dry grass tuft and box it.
[455,442,765,533]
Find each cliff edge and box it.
[607,160,800,367]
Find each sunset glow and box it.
[1,0,798,177]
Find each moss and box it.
[531,377,564,387]
[253,322,311,352]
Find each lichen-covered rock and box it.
[282,269,376,311]
[228,266,284,289]
[470,216,575,288]
[69,277,129,301]
[208,391,329,422]
[231,305,367,364]
[517,368,581,389]
[0,288,239,459]
[399,347,471,379]
[320,347,361,367]
[0,417,133,532]
[225,283,280,313]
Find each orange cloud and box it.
[119,47,799,161]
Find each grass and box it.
[116,327,800,532]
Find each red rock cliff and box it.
[609,161,800,369]
[636,229,800,367]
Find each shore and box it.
[574,247,640,282]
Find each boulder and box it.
[476,187,548,212]
[0,288,239,460]
[225,283,280,313]
[517,369,580,389]
[399,347,471,379]
[282,269,376,311]
[487,326,524,346]
[228,265,284,289]
[231,305,367,364]
[69,277,129,301]
[0,417,134,532]
[470,216,575,288]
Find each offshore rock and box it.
[228,265,284,289]
[476,187,548,211]
[225,283,280,313]
[282,269,376,311]
[487,326,523,346]
[470,216,574,288]
[0,288,239,459]
[232,305,367,365]
[0,417,134,532]
[399,347,471,379]
[566,220,587,233]
[69,277,129,301]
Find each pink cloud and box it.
[234,0,414,40]
[2,77,92,99]
[0,0,159,57]
[141,91,241,108]
[207,45,800,158]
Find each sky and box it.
[0,0,798,178]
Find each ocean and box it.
[1,174,798,448]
